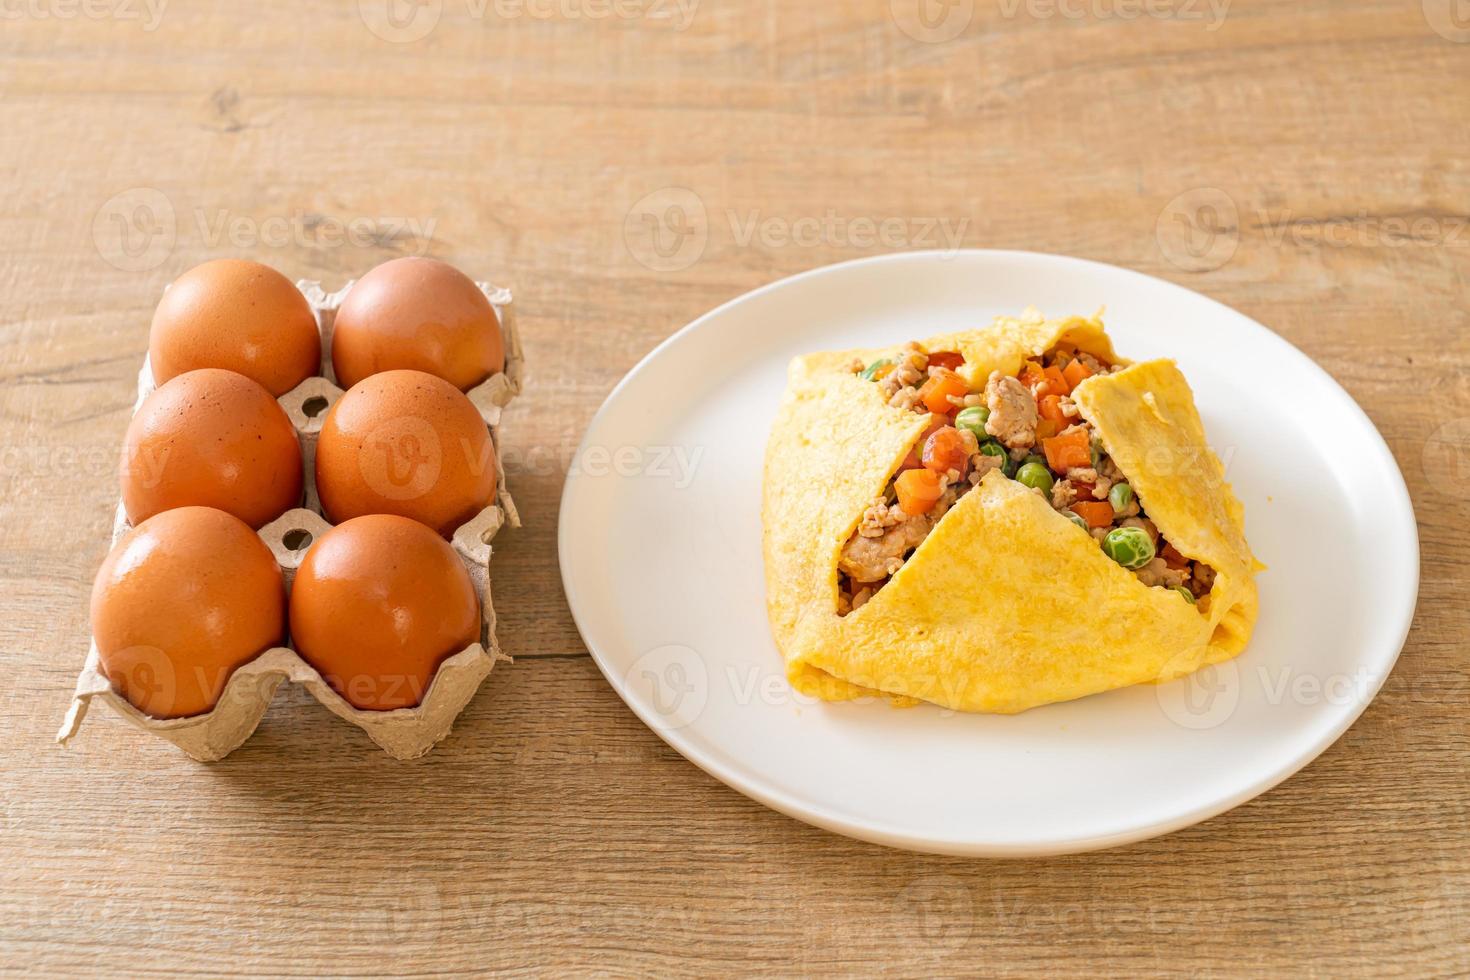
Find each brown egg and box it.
[315,369,497,537]
[91,507,286,719]
[121,369,303,529]
[150,259,320,396]
[290,514,480,710]
[331,257,505,391]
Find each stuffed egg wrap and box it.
[761,310,1260,713]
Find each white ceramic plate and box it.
[558,251,1418,856]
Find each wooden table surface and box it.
[3,2,1467,976]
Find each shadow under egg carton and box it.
[56,278,523,761]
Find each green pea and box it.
[1066,511,1090,531]
[1108,482,1134,511]
[859,359,892,382]
[1102,526,1155,570]
[1090,437,1103,469]
[955,406,990,439]
[1016,462,1054,495]
[1174,586,1197,604]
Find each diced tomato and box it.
[1161,541,1191,569]
[918,368,970,415]
[1070,481,1096,500]
[1062,359,1092,391]
[1038,394,1069,423]
[1042,364,1070,397]
[895,469,944,515]
[1070,501,1114,528]
[1042,429,1091,471]
[922,425,970,478]
[928,351,965,372]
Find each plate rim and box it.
[557,248,1421,856]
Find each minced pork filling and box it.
[836,343,1216,616]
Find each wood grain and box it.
[2,1,1467,975]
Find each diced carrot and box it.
[902,420,947,470]
[1020,360,1047,390]
[1071,481,1096,500]
[1061,359,1092,390]
[918,368,970,415]
[895,469,944,515]
[1161,541,1191,569]
[1038,394,1069,423]
[873,361,896,380]
[1035,419,1061,441]
[1042,428,1091,472]
[1042,364,1070,396]
[928,351,965,372]
[1070,501,1114,528]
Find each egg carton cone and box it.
[57,276,522,761]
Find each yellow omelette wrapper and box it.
[761,310,1260,713]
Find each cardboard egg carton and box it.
[56,277,523,761]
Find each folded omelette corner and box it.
[761,315,1260,714]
